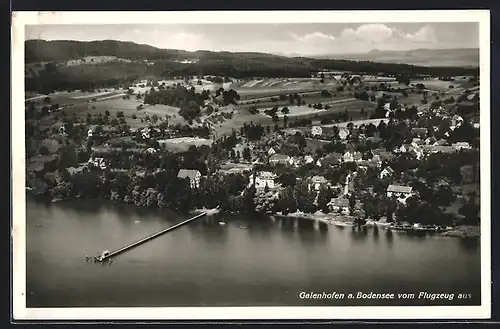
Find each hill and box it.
[315,48,479,67]
[25,40,479,94]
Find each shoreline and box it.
[29,192,479,239]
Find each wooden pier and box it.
[97,211,209,261]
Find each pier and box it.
[97,211,210,261]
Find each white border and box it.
[12,10,491,321]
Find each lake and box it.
[26,198,481,307]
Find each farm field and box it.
[211,98,374,137]
[157,137,213,153]
[410,79,465,92]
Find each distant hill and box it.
[314,48,479,68]
[25,40,479,94]
[25,39,284,64]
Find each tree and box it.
[348,193,356,215]
[278,171,297,187]
[294,181,317,213]
[242,147,251,161]
[116,111,124,118]
[281,107,290,115]
[249,106,259,115]
[39,145,50,155]
[277,186,297,215]
[459,198,479,225]
[317,186,334,213]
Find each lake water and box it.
[26,198,481,307]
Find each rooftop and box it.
[387,185,413,194]
[177,169,201,180]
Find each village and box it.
[24,70,481,237]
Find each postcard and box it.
[11,10,491,321]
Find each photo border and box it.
[11,10,492,321]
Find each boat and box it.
[219,221,226,226]
[97,250,110,262]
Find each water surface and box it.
[26,198,481,307]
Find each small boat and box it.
[239,225,248,229]
[97,250,110,262]
[219,221,226,226]
[134,220,140,224]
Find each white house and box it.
[452,142,471,150]
[87,157,107,170]
[177,169,202,189]
[304,155,315,164]
[343,151,354,162]
[308,175,329,191]
[353,152,363,163]
[145,147,157,154]
[380,166,395,179]
[268,147,276,156]
[386,185,413,204]
[451,115,464,128]
[311,126,323,136]
[141,127,151,139]
[338,127,349,140]
[248,171,277,190]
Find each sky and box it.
[25,23,479,56]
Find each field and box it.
[210,98,374,137]
[157,137,213,153]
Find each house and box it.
[311,126,323,136]
[304,155,315,164]
[177,169,202,188]
[248,171,277,190]
[424,136,437,145]
[141,127,151,139]
[425,145,458,154]
[432,139,448,146]
[411,138,425,147]
[343,151,354,162]
[372,148,394,162]
[451,115,464,128]
[411,127,428,138]
[268,147,276,156]
[452,142,472,150]
[67,164,87,175]
[409,147,424,160]
[269,154,291,165]
[370,154,382,167]
[398,144,413,153]
[338,127,349,140]
[353,151,363,162]
[380,166,395,179]
[87,157,107,170]
[309,175,329,191]
[386,185,413,204]
[473,123,480,129]
[328,197,350,214]
[145,147,157,154]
